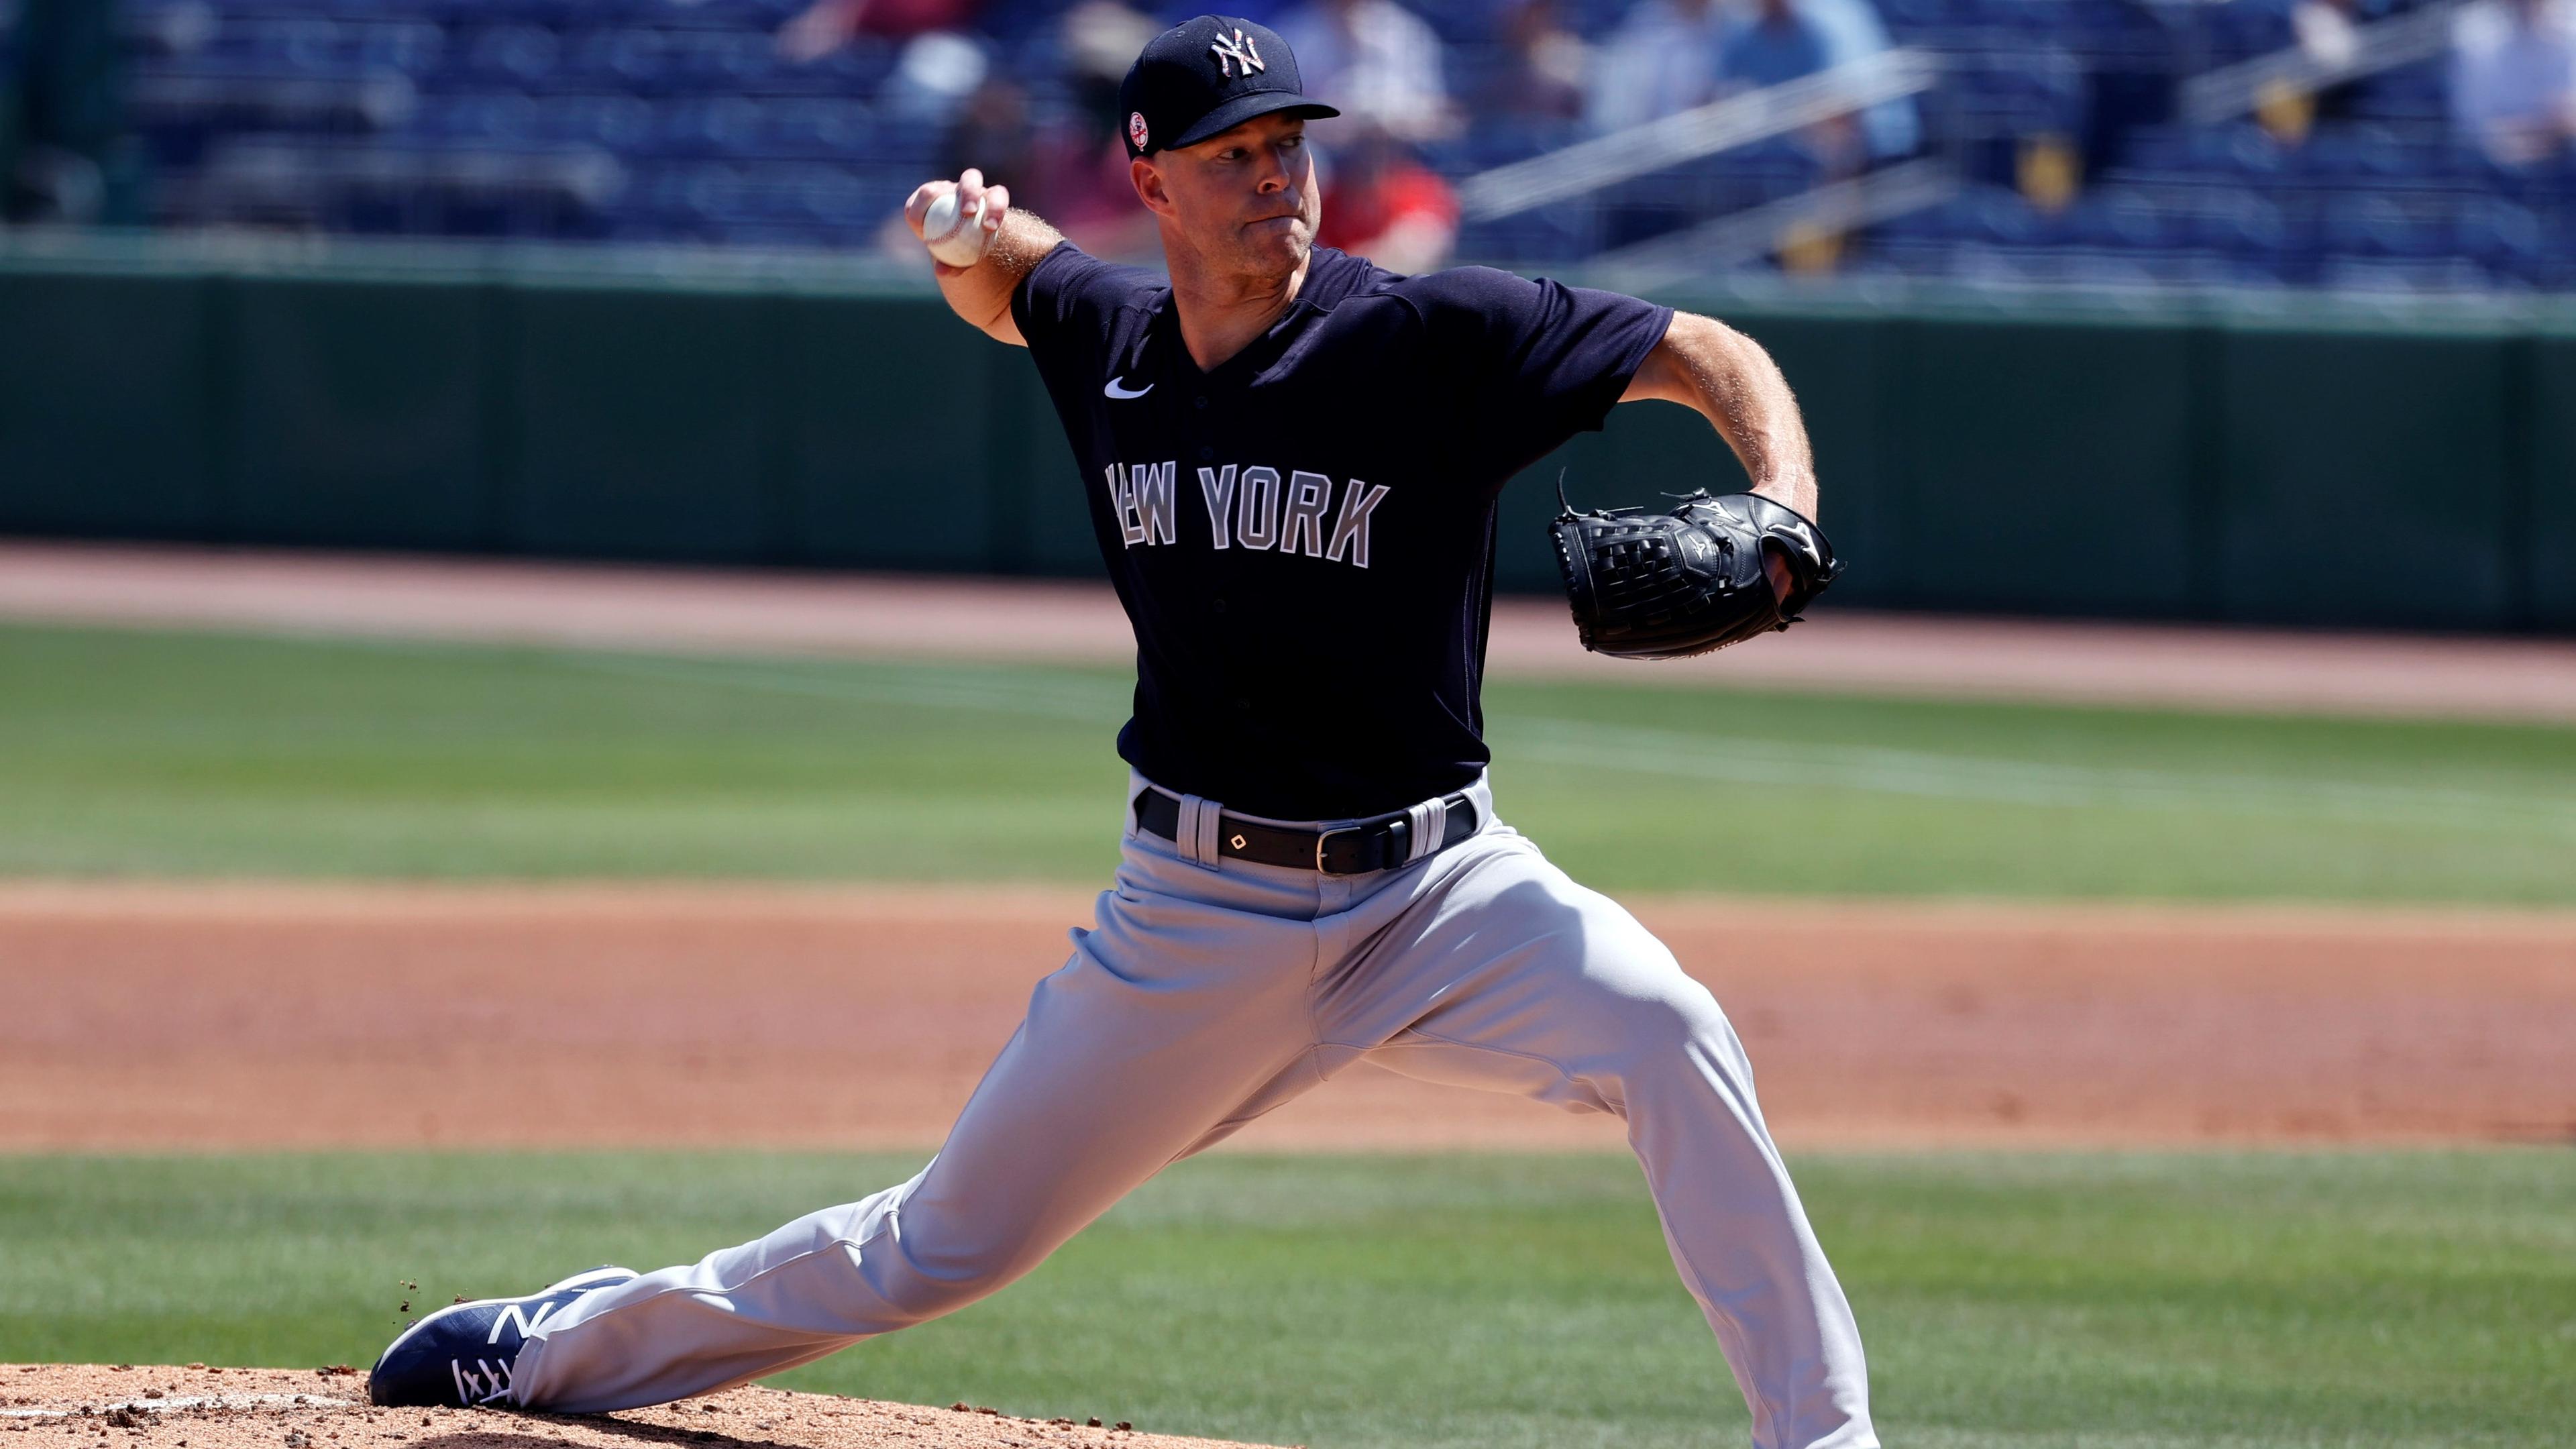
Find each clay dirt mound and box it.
[0,1367,1279,1449]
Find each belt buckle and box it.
[1314,823,1361,874]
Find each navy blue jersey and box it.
[1012,241,1672,821]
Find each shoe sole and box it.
[373,1266,639,1393]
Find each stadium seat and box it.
[110,0,2565,293]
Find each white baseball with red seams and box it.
[920,188,989,268]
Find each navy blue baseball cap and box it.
[1117,15,1338,159]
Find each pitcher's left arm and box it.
[1619,313,1818,598]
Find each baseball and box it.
[922,187,989,268]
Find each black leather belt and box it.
[1134,788,1478,875]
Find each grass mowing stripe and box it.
[1506,718,2576,839]
[0,1151,2568,1449]
[564,653,1135,724]
[573,651,2576,839]
[10,624,2576,900]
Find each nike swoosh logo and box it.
[1104,378,1154,400]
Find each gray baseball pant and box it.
[512,772,1877,1449]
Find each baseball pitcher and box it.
[371,15,1870,1448]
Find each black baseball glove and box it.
[1550,488,1841,660]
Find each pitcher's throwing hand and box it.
[904,168,1010,274]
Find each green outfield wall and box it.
[3,239,2568,632]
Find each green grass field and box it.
[2,1151,2571,1449]
[11,621,2576,1447]
[7,623,2575,900]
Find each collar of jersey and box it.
[1151,248,1379,386]
[1289,246,1380,313]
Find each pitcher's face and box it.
[1137,113,1320,278]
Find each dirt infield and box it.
[0,1366,1270,1449]
[6,883,2572,1152]
[9,540,2576,722]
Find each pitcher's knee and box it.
[1565,947,1756,1104]
[871,1258,1014,1328]
[866,1210,1061,1328]
[1613,978,1743,1069]
[1570,926,1724,1034]
[783,1189,1053,1332]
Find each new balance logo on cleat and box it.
[487,1299,566,1344]
[368,1267,639,1409]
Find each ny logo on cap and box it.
[1208,27,1265,78]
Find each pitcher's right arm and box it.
[901,169,1063,348]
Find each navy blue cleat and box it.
[368,1266,639,1408]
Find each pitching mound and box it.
[0,1368,1279,1449]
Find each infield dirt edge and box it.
[5,882,2572,1152]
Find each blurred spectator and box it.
[3,0,140,225]
[2450,0,2576,166]
[998,112,1157,261]
[1477,0,1591,123]
[916,72,1143,258]
[1151,1,1290,22]
[900,1,1158,264]
[1275,0,1456,142]
[1588,0,1733,133]
[1318,125,1458,272]
[2293,0,2365,77]
[1041,1,1164,258]
[1064,0,1165,118]
[1591,0,1913,158]
[884,33,996,122]
[2017,133,2082,212]
[1721,0,1866,173]
[939,77,1037,189]
[2254,0,2371,139]
[1721,0,1833,91]
[778,0,987,61]
[1800,0,1920,158]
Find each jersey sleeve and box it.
[1010,240,1161,366]
[1402,266,1674,474]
